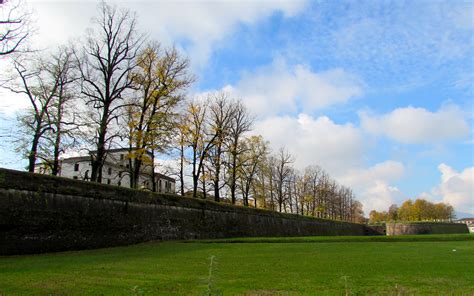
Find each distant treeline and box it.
[369,198,454,224]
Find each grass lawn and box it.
[1,234,473,295]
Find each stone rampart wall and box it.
[386,222,468,236]
[0,168,366,255]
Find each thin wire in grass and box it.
[340,275,350,296]
[203,255,222,296]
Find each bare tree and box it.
[285,167,298,213]
[207,94,233,202]
[175,114,189,196]
[46,47,79,175]
[6,57,58,172]
[77,2,142,182]
[0,0,31,56]
[273,147,294,212]
[227,100,252,204]
[304,165,322,216]
[184,100,215,198]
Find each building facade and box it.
[456,218,474,233]
[57,148,175,194]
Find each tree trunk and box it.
[52,86,65,176]
[244,183,251,207]
[51,100,62,176]
[90,107,108,183]
[179,143,185,196]
[193,175,198,198]
[132,157,143,189]
[28,134,40,172]
[230,150,237,204]
[192,147,198,198]
[151,149,156,192]
[202,168,207,200]
[213,145,222,202]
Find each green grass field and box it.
[1,234,473,295]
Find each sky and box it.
[0,0,473,216]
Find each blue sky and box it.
[1,0,473,215]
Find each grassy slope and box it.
[1,235,473,295]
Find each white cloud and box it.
[253,113,364,175]
[339,161,406,212]
[134,1,306,66]
[361,181,404,213]
[27,0,307,68]
[360,105,470,144]
[432,164,474,214]
[340,160,405,188]
[0,89,29,116]
[329,2,473,68]
[225,58,363,116]
[155,158,181,175]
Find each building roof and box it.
[457,218,474,222]
[156,173,175,182]
[61,156,90,162]
[90,148,153,157]
[62,157,127,171]
[62,148,153,160]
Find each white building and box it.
[456,218,474,233]
[57,148,175,194]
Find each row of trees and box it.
[5,2,175,183]
[173,97,364,222]
[2,1,365,222]
[369,199,454,223]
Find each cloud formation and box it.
[224,58,363,116]
[28,1,307,68]
[360,181,405,213]
[253,113,364,175]
[339,161,406,212]
[292,1,474,89]
[133,1,306,66]
[360,105,470,144]
[433,164,474,214]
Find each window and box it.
[73,176,78,180]
[74,163,79,171]
[118,171,122,178]
[159,179,162,192]
[108,167,112,175]
[118,181,121,186]
[120,154,124,160]
[107,179,111,185]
